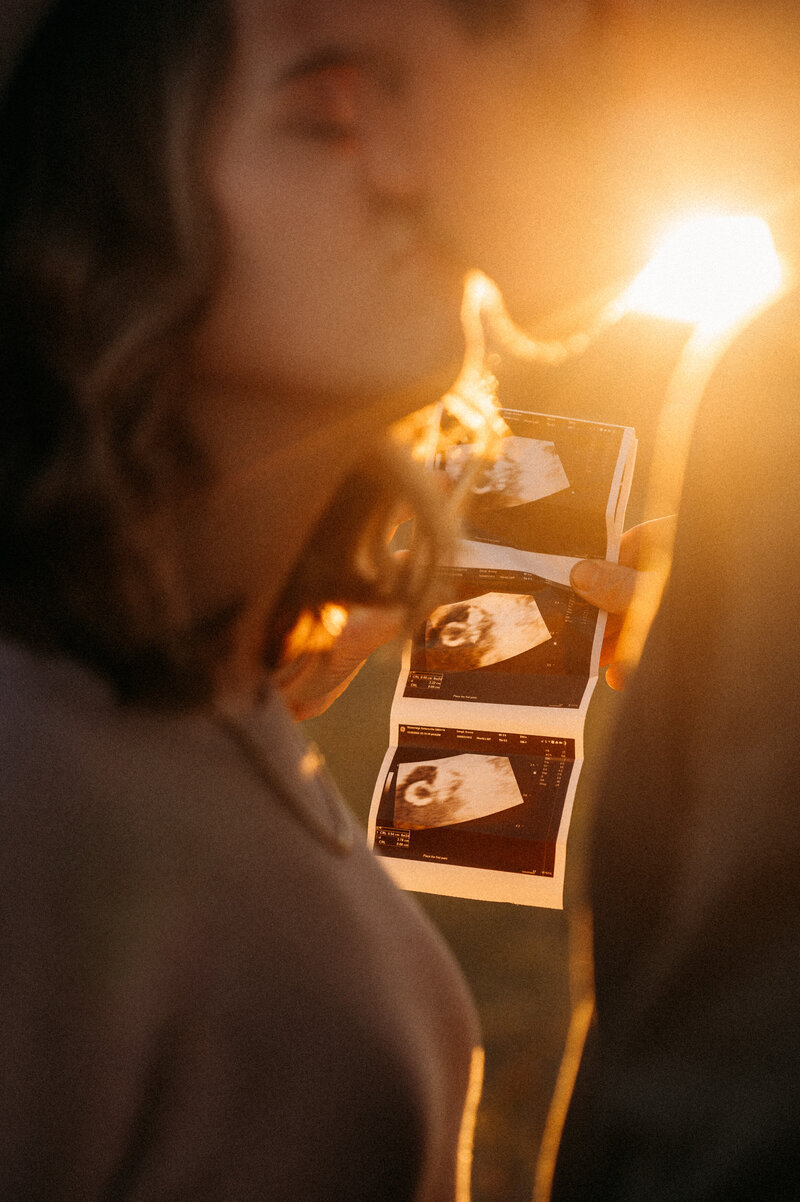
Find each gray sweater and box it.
[0,641,479,1200]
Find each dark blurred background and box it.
[303,314,692,1202]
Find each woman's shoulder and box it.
[0,639,479,1200]
[0,640,297,914]
[0,638,456,967]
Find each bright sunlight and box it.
[622,213,784,332]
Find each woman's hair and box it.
[0,0,459,707]
[0,0,234,703]
[264,440,457,677]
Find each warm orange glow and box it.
[320,603,348,639]
[283,602,349,662]
[388,271,510,512]
[390,271,508,473]
[446,270,509,451]
[622,213,784,331]
[466,270,619,365]
[460,214,784,364]
[299,746,325,779]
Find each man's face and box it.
[428,1,800,329]
[283,0,800,335]
[386,0,687,330]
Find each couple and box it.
[1,1,798,1198]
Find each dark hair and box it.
[0,0,235,703]
[264,441,457,672]
[0,0,459,707]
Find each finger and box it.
[570,559,639,615]
[605,658,634,691]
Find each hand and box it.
[274,604,406,721]
[569,515,677,690]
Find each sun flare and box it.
[622,213,784,331]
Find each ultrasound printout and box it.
[443,409,630,560]
[404,567,598,709]
[374,727,575,880]
[368,408,636,907]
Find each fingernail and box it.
[570,560,600,593]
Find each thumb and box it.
[570,558,638,615]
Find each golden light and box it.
[283,602,349,663]
[467,270,613,365]
[320,603,348,639]
[622,213,784,331]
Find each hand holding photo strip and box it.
[368,408,637,907]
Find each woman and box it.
[0,1,488,1197]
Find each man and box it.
[293,4,800,1197]
[429,5,800,1198]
